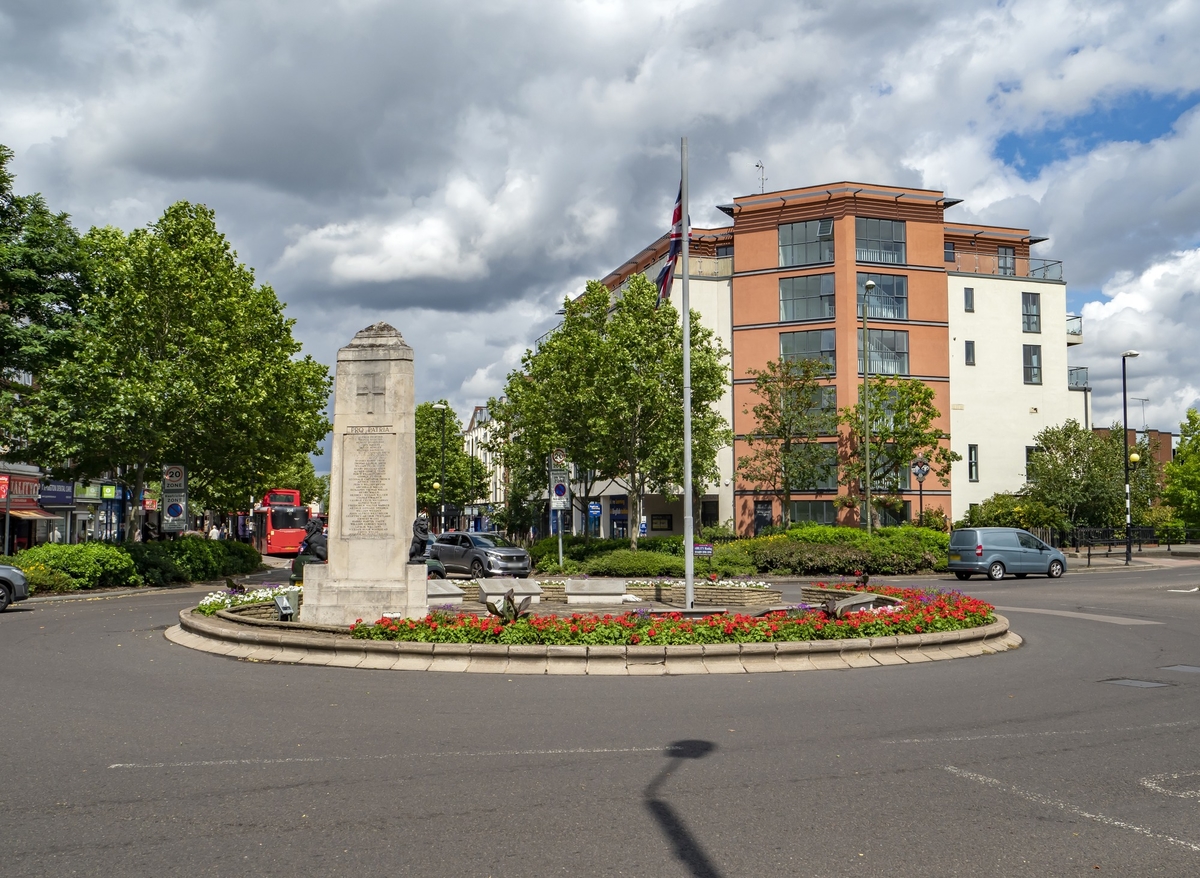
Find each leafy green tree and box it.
[1163,409,1200,526]
[737,357,837,528]
[838,376,958,523]
[258,452,328,508]
[0,144,83,421]
[955,492,1069,531]
[1024,419,1123,527]
[11,201,332,529]
[415,400,488,523]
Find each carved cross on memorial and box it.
[356,373,386,414]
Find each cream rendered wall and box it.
[947,274,1087,521]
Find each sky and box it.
[3,0,1199,445]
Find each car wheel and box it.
[987,561,1006,581]
[0,584,10,612]
[954,572,971,581]
[471,559,486,579]
[1014,573,1028,579]
[1048,559,1064,578]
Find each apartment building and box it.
[504,180,1087,536]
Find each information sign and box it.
[161,464,188,532]
[693,543,714,557]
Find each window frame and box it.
[779,273,835,322]
[998,245,1016,276]
[856,272,909,320]
[778,218,835,268]
[1022,344,1042,385]
[1021,291,1041,333]
[780,329,836,371]
[964,287,975,312]
[964,339,976,366]
[858,328,910,376]
[855,216,907,265]
[968,444,979,482]
[944,241,955,262]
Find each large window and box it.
[855,217,906,264]
[877,502,911,527]
[790,500,837,525]
[781,329,835,369]
[1023,344,1042,384]
[716,244,733,258]
[779,274,835,321]
[858,329,910,375]
[1022,292,1041,333]
[794,443,839,491]
[964,340,976,366]
[857,273,908,320]
[968,444,979,482]
[779,219,834,267]
[998,246,1016,276]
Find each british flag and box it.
[655,183,683,307]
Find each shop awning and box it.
[7,508,63,520]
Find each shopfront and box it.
[609,496,628,539]
[2,470,57,553]
[38,481,75,543]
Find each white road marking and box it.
[1141,771,1200,799]
[1167,587,1199,593]
[994,606,1162,625]
[944,766,1200,853]
[108,745,671,770]
[886,720,1193,745]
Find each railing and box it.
[855,246,905,265]
[1066,313,1083,344]
[1067,366,1090,389]
[947,252,1064,281]
[857,351,909,375]
[614,255,733,297]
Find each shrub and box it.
[581,549,685,577]
[18,562,76,594]
[220,540,263,575]
[121,542,188,586]
[14,543,140,589]
[747,524,949,575]
[697,542,757,577]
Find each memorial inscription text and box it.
[342,430,395,539]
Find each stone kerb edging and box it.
[166,608,1021,674]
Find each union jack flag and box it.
[655,183,683,307]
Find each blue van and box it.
[949,527,1067,581]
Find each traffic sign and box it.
[551,448,567,467]
[550,479,570,510]
[161,463,188,532]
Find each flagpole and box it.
[681,137,695,610]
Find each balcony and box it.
[947,252,1064,281]
[1066,313,1083,345]
[1068,365,1090,390]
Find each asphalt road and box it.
[4,563,1200,877]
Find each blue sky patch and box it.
[995,90,1200,180]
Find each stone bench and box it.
[426,579,466,606]
[477,580,543,605]
[564,578,629,605]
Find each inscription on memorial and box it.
[341,429,395,539]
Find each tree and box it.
[838,376,958,523]
[0,144,83,424]
[1023,420,1123,527]
[955,492,1069,532]
[737,356,837,528]
[259,453,327,508]
[489,273,731,549]
[11,201,332,528]
[1163,410,1200,526]
[415,400,488,523]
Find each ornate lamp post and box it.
[1121,350,1139,565]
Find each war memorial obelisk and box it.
[302,323,427,626]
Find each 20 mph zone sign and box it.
[161,464,188,533]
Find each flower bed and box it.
[196,585,300,616]
[350,584,994,645]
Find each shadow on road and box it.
[643,739,722,878]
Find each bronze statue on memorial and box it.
[408,513,430,563]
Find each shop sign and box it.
[143,498,159,511]
[101,484,117,499]
[75,482,103,501]
[39,480,76,507]
[1,474,40,508]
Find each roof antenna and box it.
[754,161,767,194]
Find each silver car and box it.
[430,532,531,579]
[0,564,30,612]
[949,527,1067,581]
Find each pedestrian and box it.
[208,522,220,540]
[50,526,63,544]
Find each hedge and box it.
[743,524,949,575]
[122,538,262,584]
[6,543,140,590]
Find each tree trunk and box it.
[130,460,147,542]
[628,487,639,551]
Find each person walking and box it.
[208,522,220,540]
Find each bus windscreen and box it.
[271,508,309,530]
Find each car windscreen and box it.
[271,508,309,530]
[471,534,516,548]
[950,530,977,547]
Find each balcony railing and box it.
[857,351,910,376]
[947,252,1064,281]
[1068,366,1090,389]
[1066,313,1083,344]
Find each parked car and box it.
[949,527,1067,581]
[290,535,447,583]
[430,532,531,578]
[0,564,30,612]
[422,535,447,580]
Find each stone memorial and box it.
[302,323,427,626]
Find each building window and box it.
[855,217,906,264]
[944,241,955,262]
[1025,445,1040,481]
[781,329,836,370]
[1022,344,1042,384]
[964,287,975,312]
[700,499,720,528]
[1022,291,1041,333]
[716,244,733,258]
[753,500,774,535]
[790,500,837,525]
[859,329,910,375]
[779,219,834,267]
[793,443,839,491]
[779,274,835,322]
[965,340,975,366]
[857,273,908,320]
[968,444,979,482]
[877,502,911,527]
[998,245,1016,276]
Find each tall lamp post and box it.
[861,279,876,535]
[432,403,448,533]
[1121,351,1139,565]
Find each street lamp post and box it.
[862,279,875,535]
[1121,351,1139,565]
[432,403,448,533]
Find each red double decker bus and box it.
[251,489,310,556]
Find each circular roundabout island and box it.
[166,581,1021,675]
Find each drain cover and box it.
[1102,678,1170,688]
[1160,665,1200,673]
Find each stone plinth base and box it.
[301,563,428,626]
